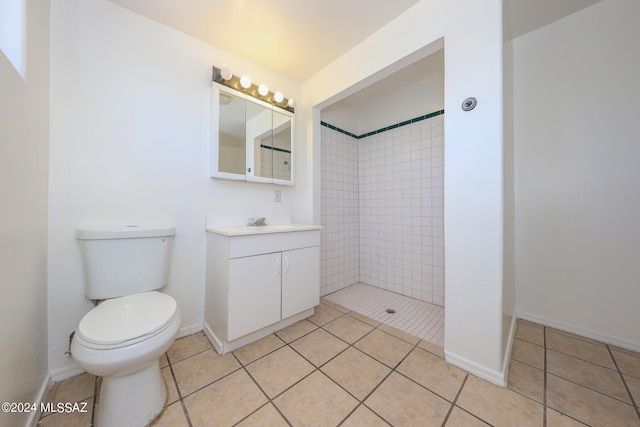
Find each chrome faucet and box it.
[248,217,267,226]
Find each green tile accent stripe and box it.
[320,109,444,139]
[319,122,360,139]
[260,144,291,154]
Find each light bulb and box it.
[240,76,251,89]
[274,92,284,103]
[220,68,232,80]
[287,98,295,108]
[258,84,269,96]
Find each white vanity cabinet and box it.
[204,225,320,353]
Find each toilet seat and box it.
[77,291,178,349]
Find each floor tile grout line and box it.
[166,341,213,365]
[263,310,380,424]
[276,317,356,391]
[310,303,444,426]
[606,344,640,422]
[543,326,548,427]
[548,328,611,348]
[515,335,546,348]
[538,320,639,424]
[336,402,392,427]
[241,342,318,424]
[172,361,244,402]
[510,357,544,372]
[352,326,451,426]
[546,371,637,407]
[166,357,193,427]
[505,381,546,406]
[439,373,468,427]
[234,334,288,367]
[516,322,594,426]
[345,318,446,425]
[545,346,619,371]
[91,376,100,427]
[390,351,460,406]
[230,348,294,427]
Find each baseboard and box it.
[517,311,640,353]
[500,314,518,385]
[445,350,506,387]
[203,323,224,354]
[26,372,52,427]
[177,323,203,339]
[444,314,516,388]
[50,362,84,383]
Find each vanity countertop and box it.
[206,224,321,237]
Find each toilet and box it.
[71,225,182,427]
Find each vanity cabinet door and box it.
[228,253,281,341]
[281,246,320,319]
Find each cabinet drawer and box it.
[229,230,320,258]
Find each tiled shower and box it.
[320,112,445,307]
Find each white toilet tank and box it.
[76,225,175,300]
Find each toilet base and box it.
[95,358,166,427]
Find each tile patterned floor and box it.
[39,301,640,426]
[324,282,445,345]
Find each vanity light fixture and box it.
[240,75,252,89]
[220,67,232,80]
[212,66,295,113]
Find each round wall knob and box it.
[462,97,477,111]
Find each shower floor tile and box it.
[323,283,445,346]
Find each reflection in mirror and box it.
[271,110,292,181]
[218,91,245,175]
[245,99,272,179]
[252,109,292,181]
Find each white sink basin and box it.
[206,224,321,236]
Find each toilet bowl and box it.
[72,225,180,427]
[71,291,181,427]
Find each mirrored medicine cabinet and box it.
[211,84,294,185]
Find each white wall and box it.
[0,0,51,425]
[502,1,517,368]
[304,0,507,383]
[443,0,505,383]
[513,0,640,349]
[355,74,443,134]
[48,0,303,379]
[321,51,444,136]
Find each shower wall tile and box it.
[320,126,360,296]
[320,113,444,306]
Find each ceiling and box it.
[505,0,602,40]
[105,0,421,83]
[106,0,602,105]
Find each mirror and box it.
[250,108,292,182]
[218,90,246,175]
[212,84,294,185]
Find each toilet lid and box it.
[77,291,178,347]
